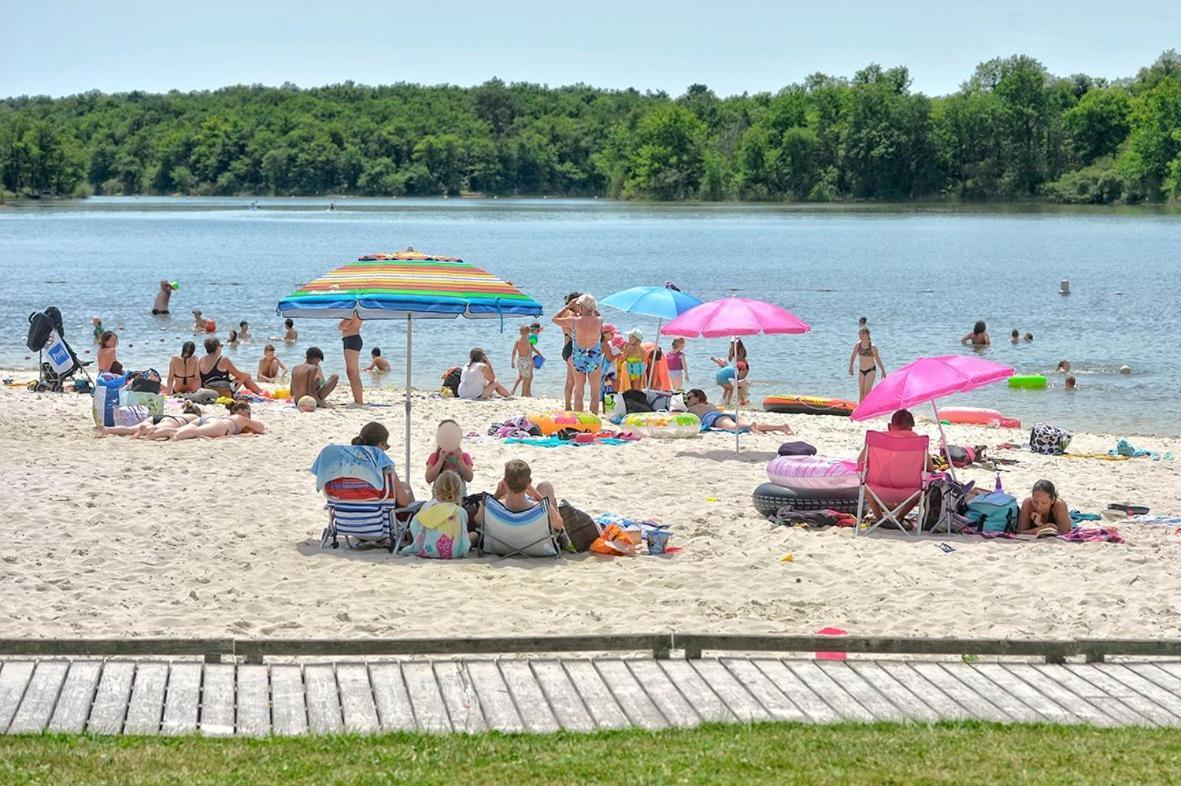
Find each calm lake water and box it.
[3,196,1180,436]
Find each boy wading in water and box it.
[552,294,604,414]
[510,324,542,397]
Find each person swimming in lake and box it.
[191,309,205,334]
[282,318,297,343]
[961,321,990,347]
[365,347,391,373]
[1017,479,1070,536]
[552,293,604,414]
[165,341,200,395]
[257,344,287,382]
[1065,375,1077,390]
[238,321,252,343]
[152,280,173,315]
[1010,329,1020,344]
[848,327,887,402]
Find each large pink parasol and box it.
[660,296,811,338]
[852,355,1014,483]
[851,355,1014,421]
[662,296,811,451]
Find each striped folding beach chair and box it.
[320,472,417,553]
[477,494,561,558]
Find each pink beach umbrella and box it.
[662,296,811,451]
[851,355,1014,477]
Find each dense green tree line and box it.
[2,52,1179,203]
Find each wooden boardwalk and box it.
[4,656,1181,735]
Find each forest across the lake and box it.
[2,51,1179,205]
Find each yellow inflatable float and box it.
[527,411,601,436]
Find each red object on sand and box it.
[815,626,848,661]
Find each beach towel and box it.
[310,444,393,491]
[1070,510,1102,524]
[1128,515,1181,526]
[1059,526,1125,544]
[1109,439,1174,461]
[401,501,470,559]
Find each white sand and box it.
[2,379,1180,642]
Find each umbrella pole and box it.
[733,337,740,453]
[647,318,662,390]
[405,313,413,492]
[931,400,956,483]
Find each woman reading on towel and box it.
[1017,479,1071,536]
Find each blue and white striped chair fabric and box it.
[478,494,560,558]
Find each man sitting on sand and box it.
[684,389,793,434]
[291,346,339,407]
[475,459,564,532]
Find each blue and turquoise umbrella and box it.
[601,285,702,388]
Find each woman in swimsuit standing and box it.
[559,291,581,410]
[552,293,604,414]
[166,401,266,441]
[339,311,364,405]
[848,327,887,402]
[166,341,200,395]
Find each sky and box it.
[2,0,1179,99]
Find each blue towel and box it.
[309,444,394,491]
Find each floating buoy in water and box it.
[1059,279,1071,295]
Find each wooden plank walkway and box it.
[3,657,1181,736]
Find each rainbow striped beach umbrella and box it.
[277,250,542,477]
[276,250,542,321]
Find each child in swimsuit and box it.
[257,344,287,382]
[848,327,886,402]
[509,325,541,397]
[666,337,688,390]
[622,329,646,390]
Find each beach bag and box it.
[114,404,150,427]
[441,367,460,396]
[622,390,653,413]
[965,492,1019,534]
[120,390,165,420]
[778,441,817,457]
[92,372,127,427]
[559,501,599,552]
[1030,423,1072,455]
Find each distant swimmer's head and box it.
[1024,332,1033,342]
[1065,375,1077,389]
[1120,365,1132,375]
[973,321,987,335]
[1057,360,1071,373]
[858,316,867,326]
[181,341,196,359]
[239,321,249,330]
[305,346,324,364]
[1011,329,1020,340]
[285,318,294,329]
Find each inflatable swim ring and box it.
[763,395,856,417]
[527,410,600,436]
[767,456,859,491]
[752,481,860,517]
[1008,374,1047,390]
[937,406,1021,429]
[622,412,701,438]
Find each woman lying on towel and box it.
[315,422,413,506]
[154,401,266,440]
[684,389,793,434]
[97,401,203,439]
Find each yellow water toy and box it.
[527,410,600,436]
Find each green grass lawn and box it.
[3,722,1181,785]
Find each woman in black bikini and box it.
[848,327,887,402]
[339,312,364,405]
[199,338,265,396]
[560,291,581,410]
[166,341,200,395]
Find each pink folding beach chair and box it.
[855,431,931,537]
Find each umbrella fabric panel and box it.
[600,286,703,320]
[661,297,810,338]
[851,355,1014,421]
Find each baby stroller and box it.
[26,307,92,393]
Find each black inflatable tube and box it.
[752,482,861,517]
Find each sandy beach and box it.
[2,379,1180,643]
